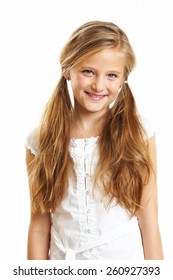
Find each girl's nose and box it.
[91,77,105,92]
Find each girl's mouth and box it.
[85,91,107,101]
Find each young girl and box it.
[26,21,163,260]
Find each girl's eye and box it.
[107,73,117,79]
[82,70,94,76]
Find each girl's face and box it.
[68,48,125,116]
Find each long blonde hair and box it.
[28,21,151,216]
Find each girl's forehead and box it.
[75,48,125,70]
[74,47,125,64]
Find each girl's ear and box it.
[63,71,71,81]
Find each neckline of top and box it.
[70,135,100,140]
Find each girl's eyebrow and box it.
[80,64,95,70]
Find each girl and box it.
[26,21,163,260]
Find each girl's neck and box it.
[71,109,105,139]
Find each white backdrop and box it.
[0,0,173,260]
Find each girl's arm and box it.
[27,211,51,260]
[26,149,51,260]
[137,136,164,260]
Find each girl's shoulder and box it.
[25,127,39,155]
[139,115,155,139]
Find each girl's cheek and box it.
[109,85,120,94]
[76,75,88,88]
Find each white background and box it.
[0,0,173,261]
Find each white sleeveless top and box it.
[26,117,154,260]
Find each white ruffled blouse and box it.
[26,118,154,260]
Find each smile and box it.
[85,91,108,101]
